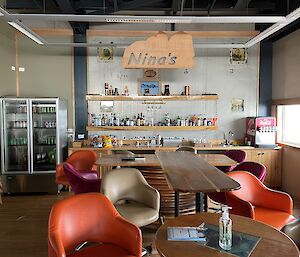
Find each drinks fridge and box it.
[245,117,277,148]
[0,97,67,193]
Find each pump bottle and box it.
[219,205,232,251]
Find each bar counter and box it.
[68,144,282,217]
[69,145,256,152]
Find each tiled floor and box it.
[0,193,299,257]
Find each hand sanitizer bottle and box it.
[219,205,232,251]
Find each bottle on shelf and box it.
[104,83,109,96]
[140,113,145,126]
[125,116,130,126]
[115,114,120,126]
[136,114,141,126]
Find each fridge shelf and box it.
[35,112,56,115]
[8,127,28,129]
[34,127,56,129]
[8,144,28,147]
[6,112,27,115]
[36,144,56,146]
[33,164,56,171]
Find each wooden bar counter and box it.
[68,145,282,189]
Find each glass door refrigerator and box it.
[0,97,67,193]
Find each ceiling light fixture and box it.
[246,6,300,47]
[105,17,192,23]
[4,13,285,24]
[1,6,299,48]
[8,21,45,45]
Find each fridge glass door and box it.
[31,100,57,172]
[3,99,30,174]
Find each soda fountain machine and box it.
[245,117,277,148]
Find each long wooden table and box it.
[96,153,237,167]
[156,152,240,215]
[96,153,238,216]
[155,213,299,257]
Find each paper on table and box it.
[167,227,206,242]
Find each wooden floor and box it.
[0,193,299,257]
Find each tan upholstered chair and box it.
[101,168,160,228]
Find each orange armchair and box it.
[48,193,142,257]
[56,150,97,188]
[226,171,295,230]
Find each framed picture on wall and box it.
[138,78,161,96]
[230,48,248,64]
[97,46,114,62]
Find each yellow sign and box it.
[122,32,195,69]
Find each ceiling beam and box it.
[208,0,217,15]
[55,0,89,34]
[171,0,180,14]
[234,0,252,9]
[55,0,74,13]
[4,13,285,23]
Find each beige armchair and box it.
[101,168,160,228]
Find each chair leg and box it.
[57,185,63,194]
[160,216,165,225]
[142,246,152,256]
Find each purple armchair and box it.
[231,161,266,182]
[208,161,266,206]
[218,150,247,172]
[63,163,101,194]
[225,150,247,163]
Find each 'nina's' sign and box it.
[122,32,195,69]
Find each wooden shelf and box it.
[86,95,218,101]
[86,126,218,131]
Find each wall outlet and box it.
[19,67,25,72]
[11,66,15,71]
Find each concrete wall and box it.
[87,34,259,141]
[281,146,300,200]
[273,29,300,99]
[272,29,300,200]
[0,21,74,128]
[18,35,73,127]
[0,20,16,96]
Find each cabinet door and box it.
[243,149,281,188]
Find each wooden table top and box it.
[96,153,237,168]
[156,152,240,193]
[155,213,299,257]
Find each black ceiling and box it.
[4,0,300,16]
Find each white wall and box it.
[87,33,259,141]
[272,28,300,200]
[0,20,16,96]
[273,29,300,99]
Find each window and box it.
[277,104,300,147]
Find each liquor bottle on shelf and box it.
[125,116,130,126]
[140,113,145,126]
[136,114,141,126]
[115,114,120,126]
[104,82,109,95]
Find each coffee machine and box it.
[245,117,277,148]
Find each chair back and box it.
[224,150,247,163]
[66,150,97,171]
[176,146,196,153]
[56,150,97,186]
[226,171,266,205]
[281,218,300,249]
[48,193,141,257]
[231,161,266,182]
[63,163,100,194]
[102,168,149,204]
